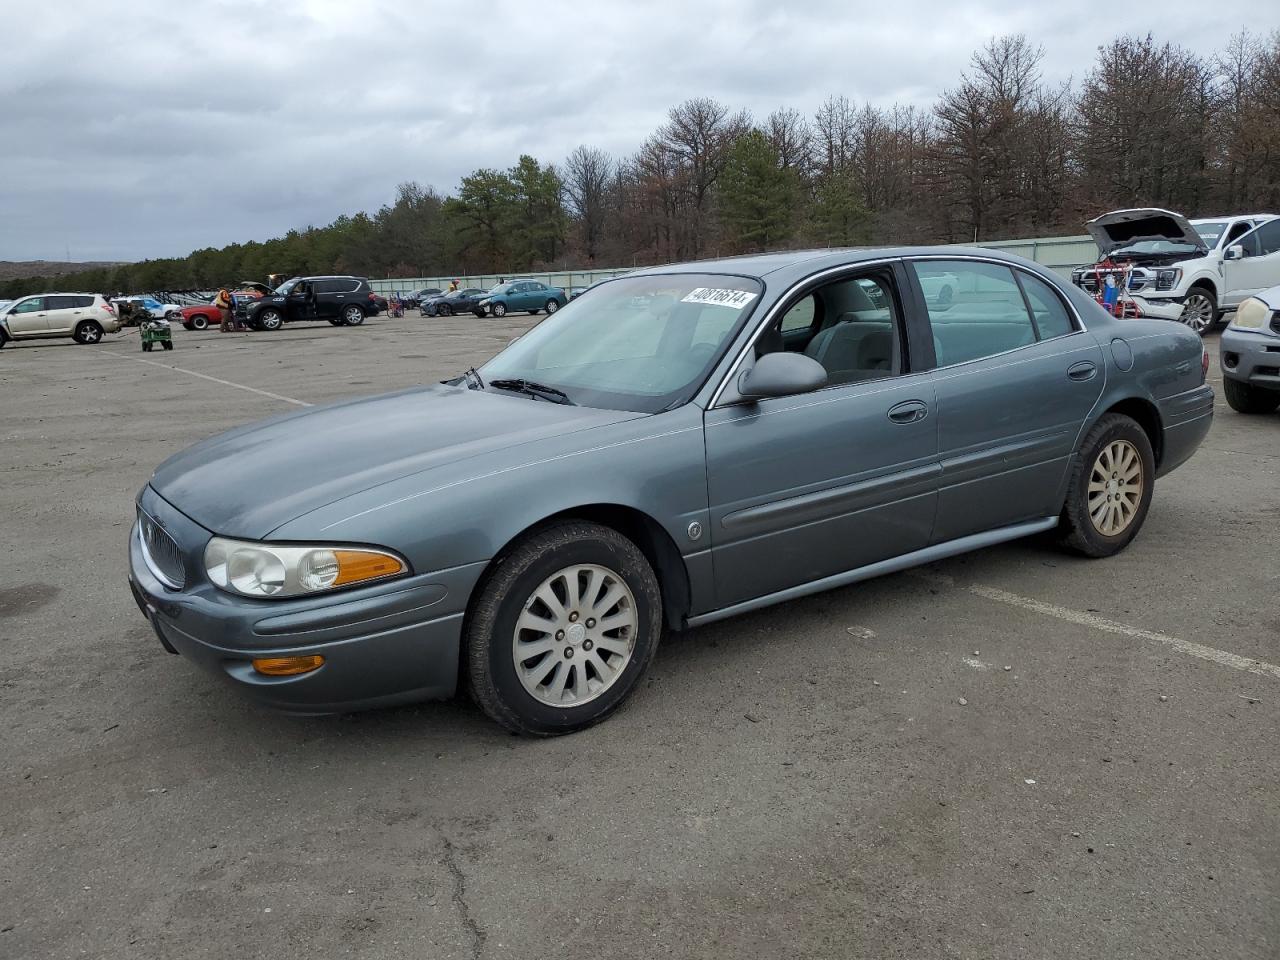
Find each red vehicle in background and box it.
[178,282,271,330]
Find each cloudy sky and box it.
[3,0,1277,263]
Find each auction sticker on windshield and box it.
[681,288,758,309]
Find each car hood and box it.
[149,384,643,539]
[1085,208,1207,257]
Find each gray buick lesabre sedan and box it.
[129,248,1214,734]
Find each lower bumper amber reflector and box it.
[252,655,325,676]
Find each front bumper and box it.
[1126,295,1186,322]
[1220,326,1280,392]
[127,488,486,714]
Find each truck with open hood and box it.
[1070,208,1279,336]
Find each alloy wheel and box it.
[1087,439,1143,536]
[512,563,637,707]
[1180,294,1214,334]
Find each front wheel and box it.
[465,521,663,736]
[342,305,365,326]
[1223,377,1280,414]
[161,340,173,351]
[1179,288,1217,336]
[190,314,209,331]
[438,303,452,317]
[258,309,284,331]
[1058,413,1155,558]
[491,302,507,318]
[73,321,104,344]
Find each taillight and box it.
[103,300,115,313]
[1201,344,1210,382]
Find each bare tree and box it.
[563,146,615,263]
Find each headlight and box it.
[479,298,491,306]
[1231,297,1272,330]
[204,537,408,598]
[1155,268,1182,291]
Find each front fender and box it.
[269,406,712,615]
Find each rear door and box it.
[908,258,1104,543]
[6,297,50,336]
[703,264,940,608]
[326,279,360,319]
[1222,219,1280,305]
[44,295,81,333]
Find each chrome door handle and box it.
[1068,361,1097,381]
[887,400,929,424]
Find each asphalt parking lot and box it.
[2,314,1277,959]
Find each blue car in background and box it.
[478,280,568,317]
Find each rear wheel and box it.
[0,330,7,349]
[161,340,173,351]
[342,305,365,326]
[465,521,663,736]
[73,321,104,345]
[545,299,560,314]
[1058,413,1155,558]
[258,309,284,331]
[142,342,152,352]
[1179,287,1217,336]
[1223,377,1280,414]
[474,309,486,318]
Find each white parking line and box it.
[916,571,1280,682]
[101,352,312,407]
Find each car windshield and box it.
[274,279,299,295]
[479,273,763,414]
[1193,222,1229,246]
[488,283,511,294]
[1110,239,1202,255]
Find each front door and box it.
[703,266,940,609]
[1222,219,1280,306]
[6,297,50,336]
[908,259,1105,544]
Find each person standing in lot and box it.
[215,288,233,332]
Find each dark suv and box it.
[240,276,376,330]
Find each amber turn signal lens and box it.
[252,655,325,676]
[332,550,406,586]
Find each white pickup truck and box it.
[1070,208,1280,335]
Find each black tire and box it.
[341,305,365,326]
[190,314,209,331]
[162,340,173,351]
[438,303,452,317]
[1223,377,1280,414]
[142,342,152,352]
[465,521,663,736]
[491,302,507,318]
[1058,413,1156,558]
[1179,286,1217,336]
[473,309,486,319]
[545,299,560,314]
[73,320,104,345]
[328,318,342,326]
[0,331,7,349]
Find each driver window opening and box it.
[756,273,904,386]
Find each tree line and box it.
[5,30,1280,300]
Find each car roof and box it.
[298,275,366,281]
[624,246,1048,285]
[1190,214,1277,224]
[24,291,102,297]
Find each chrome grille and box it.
[138,508,186,589]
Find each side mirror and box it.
[1224,244,1245,261]
[737,352,827,401]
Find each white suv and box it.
[1071,209,1278,335]
[0,293,121,347]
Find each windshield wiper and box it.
[463,367,485,390]
[489,378,575,405]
